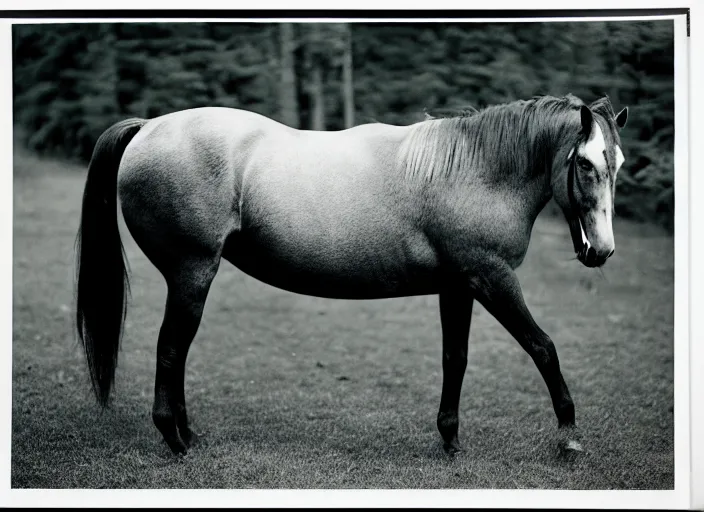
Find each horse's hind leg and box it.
[437,277,474,455]
[152,255,220,455]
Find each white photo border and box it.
[0,2,696,509]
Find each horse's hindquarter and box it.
[117,108,279,264]
[231,124,440,299]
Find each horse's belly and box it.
[223,229,439,299]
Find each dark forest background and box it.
[12,21,675,230]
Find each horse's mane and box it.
[398,94,618,184]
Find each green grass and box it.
[12,149,674,489]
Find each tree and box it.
[279,23,299,128]
[12,20,676,229]
[341,23,355,129]
[307,24,326,130]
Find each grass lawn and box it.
[12,149,674,489]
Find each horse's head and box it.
[553,99,628,268]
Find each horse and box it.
[75,94,628,457]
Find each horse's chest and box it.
[476,215,532,270]
[434,195,533,271]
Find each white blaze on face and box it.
[578,120,615,255]
[581,121,607,169]
[594,176,614,249]
[614,145,625,176]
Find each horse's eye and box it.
[578,158,594,171]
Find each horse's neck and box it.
[485,128,556,219]
[525,172,555,219]
[517,123,569,219]
[508,163,554,223]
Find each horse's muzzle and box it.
[575,218,614,268]
[577,245,612,268]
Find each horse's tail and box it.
[75,118,146,407]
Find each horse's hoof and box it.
[564,440,583,452]
[171,447,188,458]
[181,428,199,448]
[558,439,583,459]
[443,442,463,456]
[166,438,189,456]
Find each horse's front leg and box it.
[469,256,582,454]
[437,277,473,455]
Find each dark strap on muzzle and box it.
[567,146,579,216]
[566,145,586,254]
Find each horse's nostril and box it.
[608,248,615,258]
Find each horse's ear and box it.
[580,105,593,137]
[615,107,628,129]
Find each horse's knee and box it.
[157,347,179,370]
[530,336,558,368]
